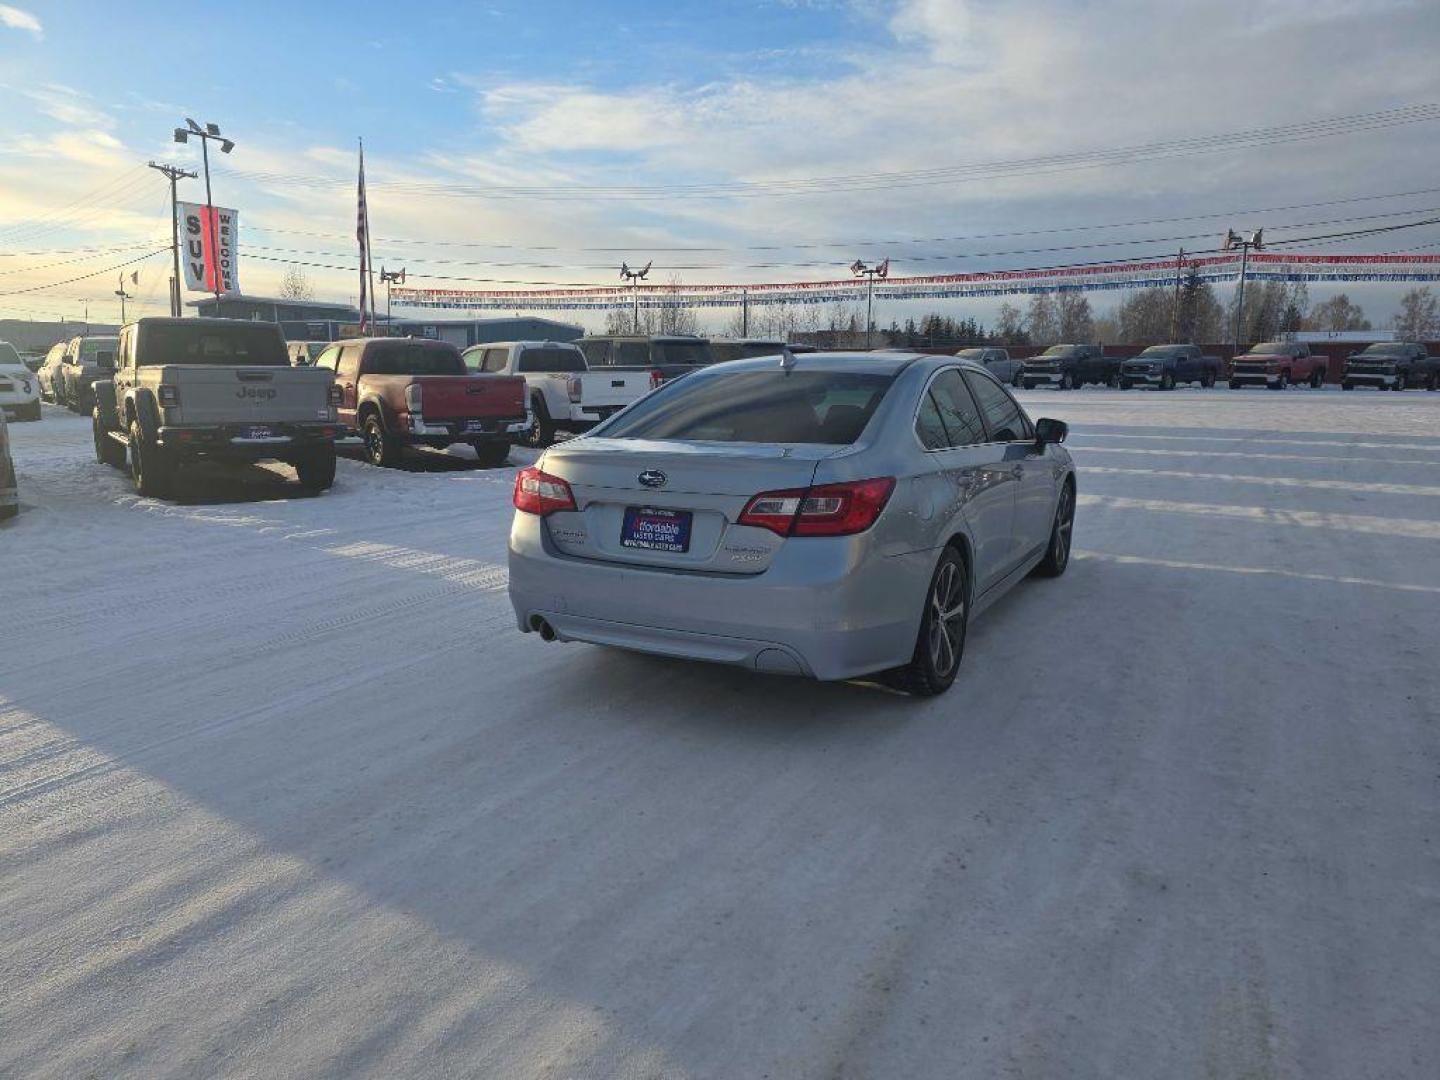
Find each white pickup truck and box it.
[463,340,654,447]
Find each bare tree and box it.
[1025,294,1059,344]
[994,301,1026,345]
[278,264,314,301]
[1393,286,1438,340]
[1056,292,1094,342]
[1307,293,1371,333]
[1116,288,1172,343]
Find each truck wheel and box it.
[20,401,41,422]
[527,397,556,448]
[363,414,401,468]
[885,547,968,697]
[1393,374,1407,391]
[93,409,126,468]
[129,418,175,498]
[1342,381,1354,391]
[473,441,510,467]
[1160,373,1175,391]
[1310,369,1324,388]
[1228,380,1241,390]
[1200,371,1216,388]
[1059,373,1074,391]
[1270,372,1289,390]
[1011,370,1024,389]
[295,445,337,492]
[1118,379,1131,390]
[1427,374,1438,391]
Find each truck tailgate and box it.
[165,366,334,425]
[581,370,651,408]
[415,375,525,419]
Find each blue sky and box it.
[2,0,1439,330]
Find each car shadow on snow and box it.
[334,439,518,473]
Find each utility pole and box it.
[1170,248,1185,342]
[379,267,406,327]
[148,161,198,317]
[114,274,134,323]
[741,288,749,338]
[620,261,651,335]
[850,258,890,349]
[1224,228,1264,349]
[173,119,236,311]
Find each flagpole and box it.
[357,139,368,335]
[362,139,377,332]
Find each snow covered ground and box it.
[2,388,1438,1079]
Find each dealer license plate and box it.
[240,426,274,439]
[621,507,692,553]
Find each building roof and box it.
[186,294,358,313]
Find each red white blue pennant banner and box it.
[391,253,1440,312]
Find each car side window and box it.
[915,393,949,450]
[963,370,1031,442]
[487,348,513,373]
[314,346,341,371]
[927,369,987,447]
[336,345,361,380]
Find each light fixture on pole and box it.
[173,118,236,309]
[147,161,198,317]
[620,261,651,335]
[114,272,135,323]
[1223,228,1263,349]
[379,267,406,326]
[850,258,889,350]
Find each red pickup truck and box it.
[314,338,527,467]
[1228,341,1329,389]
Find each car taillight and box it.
[514,466,577,516]
[328,383,343,405]
[157,383,179,407]
[567,375,582,402]
[404,384,422,412]
[738,477,895,537]
[649,369,664,390]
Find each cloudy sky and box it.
[1,0,1438,331]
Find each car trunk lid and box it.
[539,437,834,573]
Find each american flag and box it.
[357,141,370,333]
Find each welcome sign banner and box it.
[177,202,241,295]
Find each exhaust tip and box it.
[530,615,557,642]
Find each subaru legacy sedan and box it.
[508,352,1075,695]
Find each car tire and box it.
[93,409,126,468]
[1228,380,1241,390]
[295,445,337,492]
[1033,479,1076,578]
[1427,375,1438,391]
[527,397,556,448]
[1059,373,1074,391]
[1119,379,1131,390]
[129,418,175,498]
[1201,371,1216,388]
[1342,381,1354,391]
[1160,372,1175,391]
[473,441,510,467]
[1011,370,1024,389]
[1394,374,1407,392]
[1310,369,1324,388]
[363,414,401,468]
[887,547,969,697]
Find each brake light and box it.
[157,383,179,407]
[738,477,895,537]
[649,369,664,390]
[514,466,577,515]
[567,375,582,403]
[329,383,343,405]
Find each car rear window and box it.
[517,347,585,373]
[363,342,466,376]
[599,369,894,444]
[0,343,21,366]
[654,341,712,366]
[139,325,287,367]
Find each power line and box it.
[0,250,170,298]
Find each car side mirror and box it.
[1035,418,1067,445]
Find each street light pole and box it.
[173,119,236,313]
[147,162,198,317]
[1170,248,1185,342]
[379,267,406,326]
[1224,229,1264,349]
[850,258,890,349]
[620,261,651,335]
[114,274,134,323]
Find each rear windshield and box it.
[654,341,712,366]
[598,369,893,444]
[0,343,21,365]
[363,342,466,376]
[1040,346,1079,358]
[80,338,118,363]
[1138,346,1181,357]
[517,347,585,373]
[139,325,286,367]
[1358,344,1407,356]
[1248,343,1292,355]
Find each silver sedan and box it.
[508,352,1075,695]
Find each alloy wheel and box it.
[926,562,967,677]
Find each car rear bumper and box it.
[403,413,529,440]
[507,512,932,681]
[156,424,338,459]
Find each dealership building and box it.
[189,294,583,347]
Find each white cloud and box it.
[23,84,114,129]
[0,4,42,37]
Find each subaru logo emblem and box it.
[638,470,667,488]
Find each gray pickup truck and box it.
[92,317,342,499]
